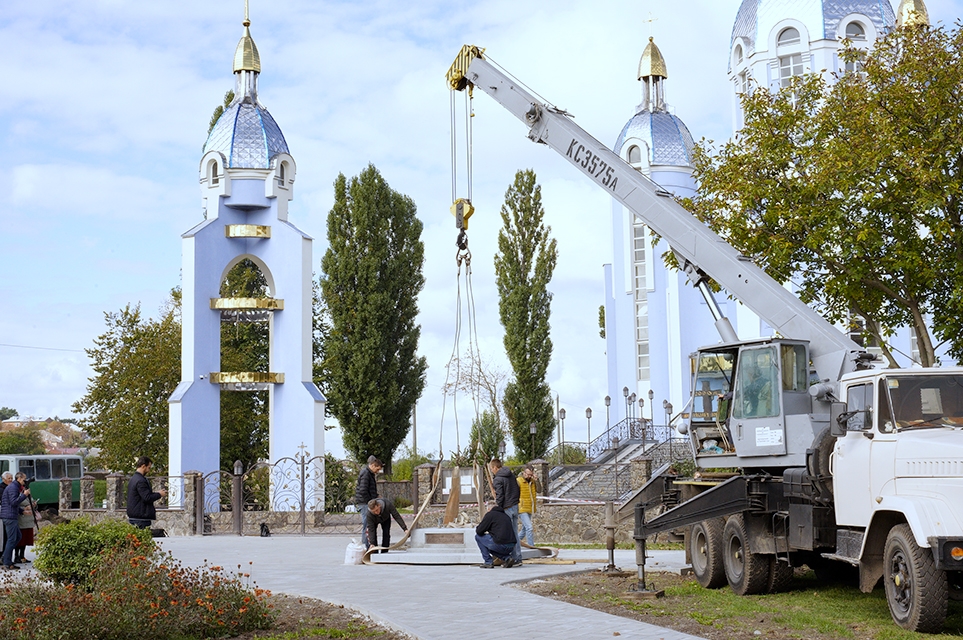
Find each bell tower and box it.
[168,2,325,493]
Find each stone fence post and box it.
[105,473,125,512]
[415,463,435,506]
[59,477,72,512]
[183,471,200,535]
[531,459,549,496]
[79,476,96,511]
[630,457,652,491]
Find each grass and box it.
[524,569,963,639]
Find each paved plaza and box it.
[156,535,705,640]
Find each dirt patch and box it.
[231,593,412,639]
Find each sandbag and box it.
[344,539,365,565]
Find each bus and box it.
[0,455,84,508]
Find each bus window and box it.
[18,459,34,480]
[52,458,66,479]
[35,459,51,480]
[0,461,7,474]
[67,459,82,478]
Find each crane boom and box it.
[447,45,864,382]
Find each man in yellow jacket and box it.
[517,465,537,547]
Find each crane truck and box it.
[447,44,963,632]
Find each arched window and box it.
[628,146,641,164]
[845,22,866,40]
[278,161,286,187]
[778,27,800,46]
[210,161,220,185]
[734,45,744,65]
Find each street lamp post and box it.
[585,407,592,452]
[559,408,566,455]
[664,401,674,463]
[529,422,537,461]
[498,439,506,462]
[622,386,629,422]
[604,395,611,431]
[612,435,621,497]
[648,389,655,429]
[638,397,645,440]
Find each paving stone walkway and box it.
[158,536,706,640]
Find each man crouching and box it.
[474,505,517,568]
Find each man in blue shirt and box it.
[1,472,30,570]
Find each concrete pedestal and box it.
[370,527,554,565]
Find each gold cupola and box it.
[896,0,930,28]
[233,1,261,73]
[638,37,668,112]
[638,37,668,81]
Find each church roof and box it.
[204,101,289,169]
[731,0,896,57]
[202,7,289,169]
[614,110,695,168]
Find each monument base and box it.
[369,527,555,565]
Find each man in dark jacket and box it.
[126,456,167,530]
[489,458,522,564]
[354,456,383,549]
[365,497,408,552]
[1,472,30,570]
[474,505,516,568]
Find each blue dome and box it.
[731,0,896,58]
[203,98,289,169]
[614,110,695,168]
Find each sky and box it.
[2,0,961,461]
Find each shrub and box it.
[0,541,274,639]
[324,453,356,513]
[389,445,431,481]
[33,517,154,586]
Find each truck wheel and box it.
[807,427,836,504]
[723,514,770,595]
[690,519,726,589]
[884,524,947,632]
[768,556,794,593]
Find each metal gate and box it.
[201,453,325,535]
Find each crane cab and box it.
[687,338,822,471]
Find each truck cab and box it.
[832,369,963,628]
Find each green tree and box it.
[0,407,17,421]
[207,90,235,136]
[0,428,46,454]
[320,164,427,473]
[219,259,271,472]
[686,24,963,366]
[73,294,181,473]
[494,169,558,460]
[466,410,505,464]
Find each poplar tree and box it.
[494,169,558,460]
[320,164,427,472]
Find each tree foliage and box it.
[0,407,17,421]
[219,259,271,472]
[494,169,558,460]
[320,164,427,473]
[466,410,505,464]
[0,428,46,455]
[685,24,963,366]
[72,294,181,473]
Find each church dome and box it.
[202,11,289,169]
[204,101,289,169]
[731,0,895,59]
[614,37,694,168]
[614,110,695,167]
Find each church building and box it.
[603,0,930,431]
